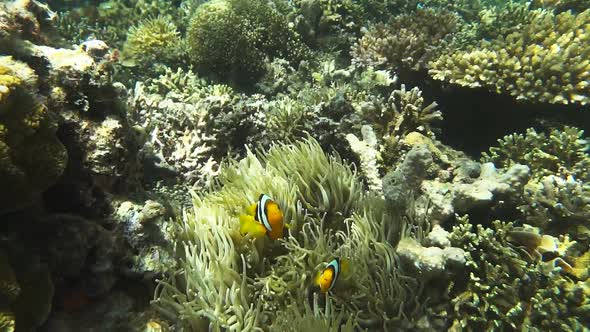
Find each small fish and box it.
[416,2,425,9]
[239,194,286,240]
[314,258,350,294]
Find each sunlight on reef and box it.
[0,0,589,330]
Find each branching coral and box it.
[448,216,590,330]
[429,9,590,105]
[352,9,460,71]
[361,84,442,169]
[154,138,421,330]
[346,125,381,192]
[532,0,590,13]
[482,126,590,182]
[521,175,590,237]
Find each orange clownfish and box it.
[314,258,350,294]
[239,194,287,240]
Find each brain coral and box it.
[429,9,590,105]
[0,56,67,212]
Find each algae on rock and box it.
[0,56,67,212]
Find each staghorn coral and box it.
[153,138,422,330]
[429,9,590,105]
[520,175,590,238]
[352,9,460,71]
[476,2,540,40]
[361,84,441,169]
[482,126,590,182]
[0,56,67,212]
[448,216,590,330]
[121,16,182,67]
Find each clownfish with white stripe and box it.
[239,194,288,240]
[314,258,350,294]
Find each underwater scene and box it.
[0,0,589,331]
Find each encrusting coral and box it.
[153,138,425,330]
[0,56,67,212]
[429,9,590,105]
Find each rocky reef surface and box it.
[0,0,589,331]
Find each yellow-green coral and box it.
[122,16,182,65]
[0,56,67,211]
[153,138,419,330]
[429,9,590,105]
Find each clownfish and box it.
[239,194,287,240]
[314,258,350,294]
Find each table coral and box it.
[429,9,590,105]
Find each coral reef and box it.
[482,125,590,254]
[429,9,590,105]
[2,0,589,330]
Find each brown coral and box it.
[352,9,460,71]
